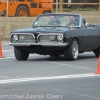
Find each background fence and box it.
[53,0,100,12]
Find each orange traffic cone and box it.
[0,40,3,58]
[95,55,100,74]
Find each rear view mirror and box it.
[85,23,89,27]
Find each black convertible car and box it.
[9,13,100,61]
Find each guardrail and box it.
[54,0,100,12]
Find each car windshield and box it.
[32,14,80,27]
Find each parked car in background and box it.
[9,13,100,61]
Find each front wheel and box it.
[14,47,29,61]
[64,39,79,61]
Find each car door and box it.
[82,26,97,50]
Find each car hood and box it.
[11,27,70,34]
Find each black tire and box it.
[93,47,100,58]
[14,47,29,61]
[16,5,30,17]
[64,39,79,61]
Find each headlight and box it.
[57,34,63,42]
[12,34,19,41]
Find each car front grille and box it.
[38,35,57,42]
[18,35,35,43]
[11,33,62,43]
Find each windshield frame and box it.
[32,13,82,28]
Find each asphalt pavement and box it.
[0,41,100,100]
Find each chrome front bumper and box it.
[9,42,68,47]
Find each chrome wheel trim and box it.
[72,41,79,59]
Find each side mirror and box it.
[85,23,89,27]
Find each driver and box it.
[48,16,59,26]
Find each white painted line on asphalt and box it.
[0,75,8,78]
[0,73,99,84]
[3,50,13,52]
[47,61,95,70]
[2,44,9,46]
[73,62,97,65]
[0,57,14,59]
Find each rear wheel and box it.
[14,47,29,61]
[16,6,30,17]
[93,47,100,58]
[64,39,79,61]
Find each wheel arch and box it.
[64,37,79,50]
[42,10,51,13]
[72,37,79,44]
[68,37,80,46]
